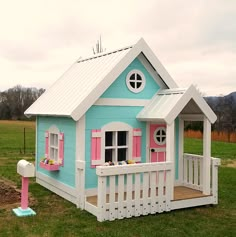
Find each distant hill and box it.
[205,91,236,132]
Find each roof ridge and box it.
[158,88,187,95]
[77,45,133,63]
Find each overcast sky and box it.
[0,0,235,96]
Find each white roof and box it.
[137,85,217,124]
[25,38,178,121]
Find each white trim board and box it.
[171,196,214,210]
[94,98,149,106]
[36,172,77,205]
[138,53,167,90]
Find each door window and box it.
[153,127,166,145]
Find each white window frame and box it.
[48,125,60,162]
[126,69,146,93]
[153,127,166,145]
[101,122,133,163]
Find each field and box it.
[0,120,235,237]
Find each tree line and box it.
[0,85,236,133]
[186,92,236,133]
[0,85,45,120]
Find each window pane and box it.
[105,132,113,146]
[162,137,166,143]
[55,149,58,161]
[130,82,135,88]
[118,131,127,146]
[137,82,142,88]
[54,134,58,146]
[105,149,113,162]
[137,74,142,81]
[118,148,126,161]
[157,130,160,136]
[130,73,135,80]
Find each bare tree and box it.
[93,36,105,54]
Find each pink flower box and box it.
[40,162,60,171]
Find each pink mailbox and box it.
[13,160,36,217]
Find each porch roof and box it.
[136,85,217,124]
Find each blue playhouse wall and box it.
[36,56,180,191]
[36,116,76,188]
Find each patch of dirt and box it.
[0,179,21,208]
[0,179,36,210]
[221,159,236,168]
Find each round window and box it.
[153,127,166,145]
[126,70,146,93]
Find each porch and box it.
[83,155,220,222]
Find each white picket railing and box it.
[96,162,173,222]
[211,157,221,204]
[183,154,203,190]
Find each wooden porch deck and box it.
[86,186,209,207]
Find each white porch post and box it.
[178,118,184,184]
[203,117,211,195]
[166,122,175,200]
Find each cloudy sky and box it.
[0,0,235,96]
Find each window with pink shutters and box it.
[44,126,64,166]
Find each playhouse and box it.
[25,38,220,221]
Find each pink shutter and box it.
[91,129,102,168]
[45,131,49,158]
[59,132,64,166]
[132,128,142,162]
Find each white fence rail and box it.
[211,157,221,204]
[96,162,173,222]
[183,154,221,196]
[183,154,203,190]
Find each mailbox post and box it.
[13,160,36,217]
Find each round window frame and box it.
[126,70,146,93]
[153,127,166,145]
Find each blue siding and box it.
[85,106,146,189]
[37,116,76,187]
[101,58,160,99]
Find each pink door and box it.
[150,124,166,162]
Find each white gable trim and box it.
[165,85,216,124]
[137,39,178,88]
[137,54,167,89]
[137,85,217,125]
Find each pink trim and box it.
[132,132,137,158]
[136,129,141,158]
[97,131,101,161]
[21,177,29,210]
[45,131,49,158]
[59,132,64,166]
[40,162,60,171]
[91,129,101,168]
[133,128,141,160]
[91,130,97,168]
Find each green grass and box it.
[184,137,236,159]
[0,121,235,237]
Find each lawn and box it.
[0,121,235,237]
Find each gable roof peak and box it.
[25,38,178,121]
